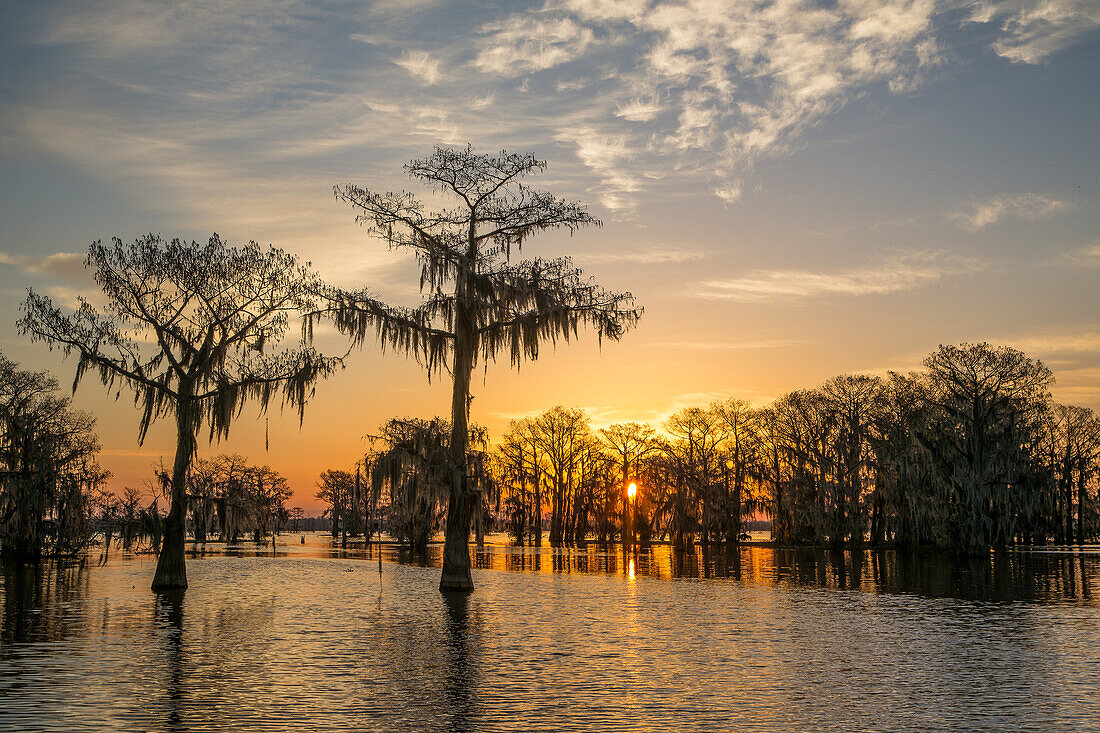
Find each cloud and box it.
[952,193,1074,230]
[394,49,441,84]
[692,251,980,303]
[0,251,88,281]
[464,0,1099,210]
[469,0,947,206]
[1063,241,1100,267]
[638,390,779,427]
[614,99,662,122]
[995,329,1100,408]
[472,16,595,75]
[1000,330,1100,356]
[554,126,644,211]
[577,247,706,265]
[0,252,104,308]
[648,339,805,350]
[967,0,1100,64]
[13,0,1100,224]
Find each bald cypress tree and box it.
[20,234,341,590]
[317,146,641,592]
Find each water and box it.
[3,536,1100,732]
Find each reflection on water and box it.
[320,536,1100,605]
[154,589,185,733]
[441,592,476,733]
[3,539,1100,732]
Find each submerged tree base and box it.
[439,572,474,593]
[151,568,187,590]
[151,530,187,590]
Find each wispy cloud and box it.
[952,193,1073,230]
[994,328,1100,406]
[692,251,981,303]
[639,390,778,427]
[554,126,644,211]
[1054,241,1100,268]
[0,252,104,308]
[475,0,946,205]
[1000,330,1100,356]
[487,403,622,426]
[10,0,1099,224]
[615,99,662,122]
[648,339,805,350]
[395,49,441,84]
[472,16,595,75]
[0,251,87,280]
[577,247,706,265]
[967,0,1100,64]
[464,0,1099,209]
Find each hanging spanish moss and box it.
[18,234,343,590]
[310,145,642,592]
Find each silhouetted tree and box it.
[494,420,544,545]
[1044,404,1100,544]
[918,343,1052,551]
[316,469,355,540]
[0,353,106,557]
[366,417,492,553]
[600,422,659,542]
[713,398,761,545]
[19,235,341,589]
[316,146,641,591]
[821,375,882,547]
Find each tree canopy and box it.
[19,234,342,589]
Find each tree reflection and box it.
[441,592,477,733]
[154,589,185,732]
[1,559,89,645]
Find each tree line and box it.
[0,352,109,557]
[316,343,1100,554]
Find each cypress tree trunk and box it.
[152,402,196,590]
[440,301,475,593]
[732,475,743,545]
[1078,474,1087,545]
[533,480,543,546]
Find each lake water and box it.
[2,535,1100,732]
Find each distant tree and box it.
[821,375,883,547]
[117,486,145,550]
[315,146,641,591]
[713,398,761,545]
[494,420,544,545]
[246,464,291,541]
[186,456,221,543]
[662,407,726,548]
[919,343,1052,551]
[1046,405,1100,544]
[600,422,660,541]
[288,506,305,532]
[366,417,493,553]
[19,235,341,590]
[370,418,451,553]
[0,353,106,557]
[316,469,355,541]
[601,423,659,484]
[527,406,593,546]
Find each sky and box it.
[1,0,1098,512]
